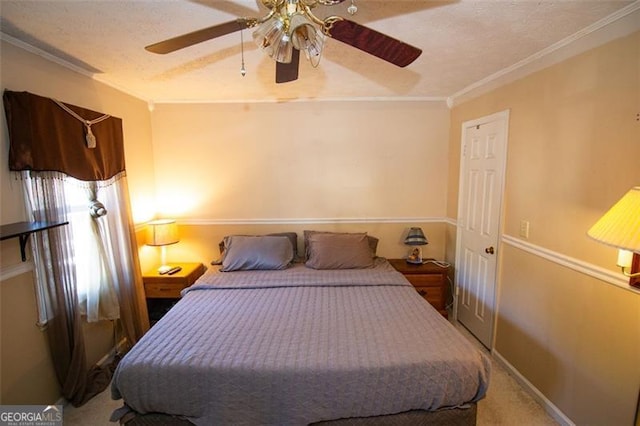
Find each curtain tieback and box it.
[53,99,111,148]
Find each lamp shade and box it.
[404,227,428,246]
[253,17,293,63]
[587,186,640,253]
[146,219,179,246]
[290,13,324,59]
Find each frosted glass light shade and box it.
[253,17,292,63]
[587,186,640,253]
[272,33,293,63]
[290,13,324,59]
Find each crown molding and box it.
[449,2,640,107]
[1,32,151,103]
[1,32,95,79]
[149,96,449,105]
[1,32,446,106]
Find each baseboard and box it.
[96,337,128,367]
[492,349,575,426]
[59,337,127,407]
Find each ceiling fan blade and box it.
[275,48,300,84]
[327,19,421,67]
[145,18,253,54]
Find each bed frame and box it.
[122,404,477,425]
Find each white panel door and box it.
[456,111,509,349]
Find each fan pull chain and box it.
[347,0,357,15]
[53,99,111,148]
[310,45,323,68]
[240,30,246,77]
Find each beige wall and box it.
[2,18,638,425]
[448,31,640,424]
[150,101,450,221]
[143,100,451,271]
[0,41,155,404]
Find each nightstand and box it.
[388,258,450,318]
[143,262,206,323]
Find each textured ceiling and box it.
[0,0,636,103]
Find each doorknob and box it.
[485,246,495,255]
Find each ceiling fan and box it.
[145,0,422,84]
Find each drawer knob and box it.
[418,289,428,297]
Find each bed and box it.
[111,232,490,425]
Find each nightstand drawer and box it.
[144,283,186,298]
[388,258,450,318]
[404,274,442,287]
[414,286,444,308]
[143,263,205,299]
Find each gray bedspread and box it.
[111,259,490,425]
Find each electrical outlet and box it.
[519,220,530,239]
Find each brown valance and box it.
[3,90,125,181]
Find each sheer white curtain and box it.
[76,180,120,322]
[23,172,125,324]
[21,170,90,404]
[83,175,143,327]
[21,170,146,404]
[22,171,77,326]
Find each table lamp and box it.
[146,219,179,274]
[404,227,428,264]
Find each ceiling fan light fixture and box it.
[145,0,422,84]
[252,16,287,59]
[290,13,324,60]
[304,31,324,60]
[272,33,294,63]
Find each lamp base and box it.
[406,247,423,264]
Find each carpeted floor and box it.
[454,324,559,426]
[64,322,559,425]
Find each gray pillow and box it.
[303,230,378,259]
[305,232,374,270]
[219,232,298,258]
[221,235,294,271]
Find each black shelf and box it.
[0,221,69,261]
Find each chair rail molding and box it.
[179,216,452,226]
[502,234,637,294]
[0,261,34,281]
